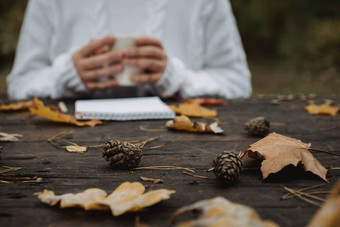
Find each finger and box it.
[123,58,163,72]
[86,78,118,90]
[123,46,164,59]
[134,36,163,48]
[130,73,162,83]
[82,51,123,69]
[80,35,115,57]
[93,45,110,55]
[82,64,124,81]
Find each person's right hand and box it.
[72,35,124,90]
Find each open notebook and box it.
[75,97,175,121]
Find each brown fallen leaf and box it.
[305,100,339,116]
[35,182,175,216]
[29,97,102,127]
[241,132,328,182]
[169,103,217,118]
[184,98,228,106]
[0,132,23,141]
[308,181,340,227]
[140,176,164,184]
[0,100,33,111]
[166,115,223,134]
[171,197,278,227]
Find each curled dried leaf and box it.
[169,103,217,118]
[36,182,175,216]
[171,197,278,227]
[29,97,102,127]
[166,115,223,134]
[309,181,340,227]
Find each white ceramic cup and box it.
[111,36,141,86]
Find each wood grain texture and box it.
[0,98,339,227]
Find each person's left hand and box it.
[122,37,168,83]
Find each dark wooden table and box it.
[0,97,339,227]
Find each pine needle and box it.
[182,171,208,179]
[139,126,168,132]
[282,186,323,207]
[134,166,195,173]
[281,183,326,199]
[0,166,23,174]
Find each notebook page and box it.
[75,97,175,121]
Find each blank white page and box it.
[75,97,175,121]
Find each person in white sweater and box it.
[7,0,252,100]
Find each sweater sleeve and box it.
[7,0,87,100]
[156,0,251,99]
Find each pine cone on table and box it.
[102,140,142,170]
[244,116,270,137]
[212,151,243,185]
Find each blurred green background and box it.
[0,0,339,97]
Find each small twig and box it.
[134,166,195,173]
[140,137,160,148]
[243,167,260,171]
[143,144,165,150]
[283,186,322,207]
[182,171,208,179]
[0,180,12,184]
[48,130,73,142]
[0,166,23,174]
[271,122,287,127]
[282,183,326,199]
[309,148,340,157]
[330,166,340,170]
[139,126,167,132]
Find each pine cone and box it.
[213,151,243,185]
[244,116,270,137]
[102,140,142,170]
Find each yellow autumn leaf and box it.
[36,182,175,216]
[29,97,102,127]
[305,101,339,116]
[0,100,33,111]
[166,115,223,134]
[171,197,278,227]
[169,103,217,118]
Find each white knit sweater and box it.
[7,0,251,100]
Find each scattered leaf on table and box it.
[0,132,23,141]
[241,132,328,182]
[305,100,339,116]
[65,145,88,153]
[0,100,33,111]
[29,97,102,127]
[184,98,228,106]
[171,197,278,227]
[308,181,340,227]
[140,176,164,184]
[36,182,175,216]
[169,103,217,118]
[166,115,223,134]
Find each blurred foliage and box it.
[231,0,340,75]
[0,0,27,61]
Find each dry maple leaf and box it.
[308,181,340,227]
[36,182,175,216]
[169,103,217,118]
[0,100,33,111]
[305,100,339,116]
[184,98,228,106]
[241,132,328,182]
[166,115,223,134]
[29,97,102,127]
[171,197,278,227]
